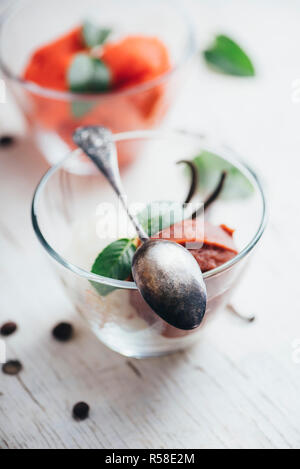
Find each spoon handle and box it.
[73,126,149,243]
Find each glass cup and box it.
[32,130,267,358]
[0,0,196,174]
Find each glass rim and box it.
[31,129,268,290]
[0,0,197,101]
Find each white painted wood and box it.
[1,0,300,449]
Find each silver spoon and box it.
[73,126,207,330]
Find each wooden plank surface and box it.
[1,0,300,449]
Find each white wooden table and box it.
[1,0,300,449]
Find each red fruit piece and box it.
[24,27,84,91]
[101,36,171,89]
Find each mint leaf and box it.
[91,238,136,296]
[82,20,111,48]
[137,201,192,237]
[68,53,111,93]
[194,151,254,199]
[71,101,95,119]
[203,35,255,76]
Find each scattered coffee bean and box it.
[0,136,15,147]
[72,402,90,421]
[2,360,22,376]
[52,322,73,342]
[0,322,17,337]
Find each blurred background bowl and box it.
[0,0,197,174]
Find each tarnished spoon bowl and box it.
[132,239,207,330]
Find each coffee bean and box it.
[2,360,22,376]
[52,322,73,342]
[0,136,15,147]
[72,402,90,421]
[0,322,17,337]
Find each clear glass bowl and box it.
[32,130,267,358]
[0,0,196,173]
